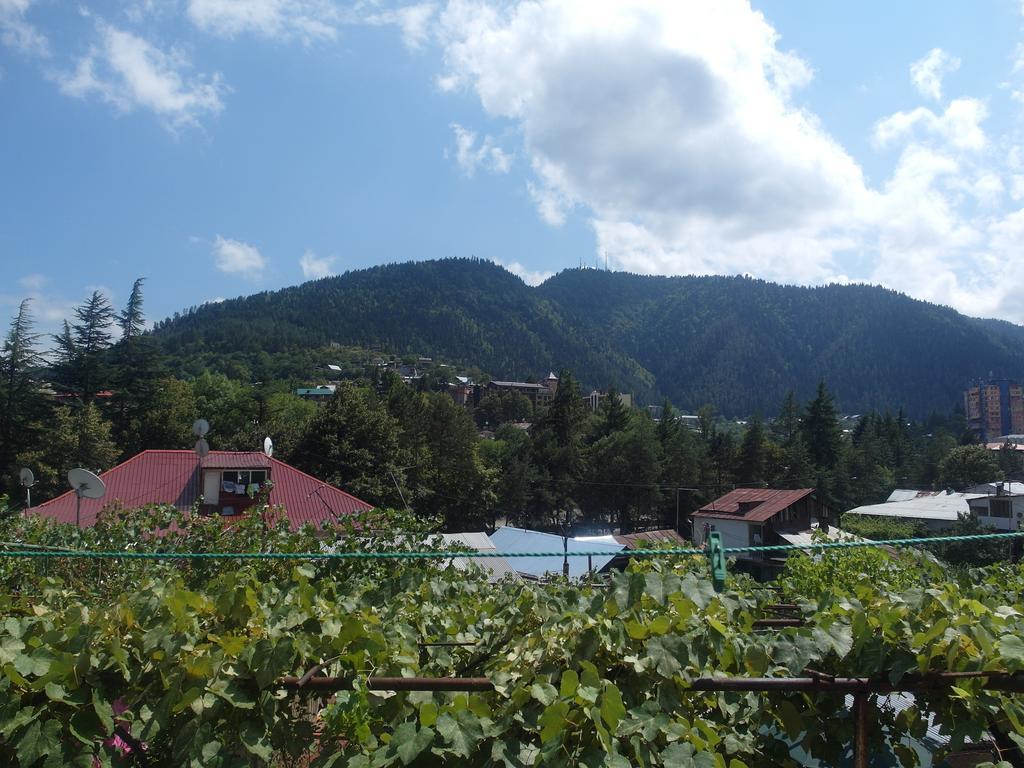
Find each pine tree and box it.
[772,390,801,445]
[598,387,629,436]
[0,300,49,499]
[52,291,116,403]
[736,414,767,485]
[802,380,842,471]
[110,279,166,454]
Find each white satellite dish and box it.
[194,438,210,459]
[67,468,106,527]
[263,436,274,458]
[19,467,35,507]
[192,419,210,437]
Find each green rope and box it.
[0,531,1020,560]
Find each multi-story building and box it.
[965,379,1024,442]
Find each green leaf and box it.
[92,690,114,734]
[646,635,685,677]
[600,683,626,732]
[661,742,697,767]
[392,722,434,765]
[776,700,803,739]
[644,572,665,604]
[241,721,273,761]
[0,635,26,665]
[44,682,68,702]
[559,670,579,699]
[419,701,438,728]
[436,710,483,758]
[539,701,570,744]
[999,634,1024,666]
[531,681,558,706]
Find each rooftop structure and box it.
[29,450,372,530]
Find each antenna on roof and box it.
[67,468,105,528]
[263,436,274,458]
[19,467,35,508]
[193,418,211,459]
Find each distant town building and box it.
[587,390,633,411]
[486,373,558,408]
[691,488,835,551]
[296,385,336,401]
[965,379,1024,442]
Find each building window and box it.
[988,498,1012,518]
[222,470,267,495]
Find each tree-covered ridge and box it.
[151,259,1024,416]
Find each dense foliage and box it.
[0,508,1023,766]
[148,259,1024,416]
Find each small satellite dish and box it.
[263,436,274,458]
[68,468,106,527]
[19,467,35,487]
[194,438,210,458]
[192,419,210,437]
[68,468,106,499]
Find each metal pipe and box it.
[854,694,869,768]
[752,618,804,628]
[278,671,1024,694]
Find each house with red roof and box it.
[690,488,835,552]
[29,450,372,530]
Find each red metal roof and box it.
[691,488,816,522]
[201,452,272,469]
[29,450,372,530]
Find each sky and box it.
[3,0,1024,334]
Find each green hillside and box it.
[151,258,1024,416]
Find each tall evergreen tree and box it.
[52,290,116,403]
[0,300,49,499]
[736,414,767,486]
[802,380,842,471]
[772,390,801,445]
[598,387,630,436]
[291,381,409,509]
[110,279,167,454]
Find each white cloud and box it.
[212,236,266,277]
[0,0,47,55]
[56,22,225,129]
[910,48,960,101]
[437,0,869,282]
[448,122,512,177]
[873,98,988,152]
[187,0,340,42]
[433,0,1024,323]
[364,3,436,50]
[299,250,337,279]
[495,260,553,286]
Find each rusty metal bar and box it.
[368,677,495,691]
[752,618,804,628]
[278,670,1024,694]
[417,641,478,647]
[853,694,869,768]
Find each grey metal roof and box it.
[847,493,984,522]
[434,532,521,582]
[490,526,624,579]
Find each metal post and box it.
[853,693,869,768]
[675,487,680,534]
[75,491,81,528]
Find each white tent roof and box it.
[847,493,984,522]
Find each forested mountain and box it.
[152,259,1024,416]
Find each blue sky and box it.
[3,0,1024,334]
